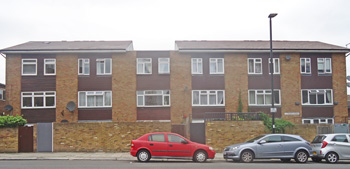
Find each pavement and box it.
[0,152,225,161]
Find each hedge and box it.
[0,115,27,128]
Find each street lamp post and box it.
[268,13,277,134]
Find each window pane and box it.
[164,96,170,105]
[159,63,169,73]
[249,91,255,104]
[217,91,224,104]
[257,95,264,104]
[145,63,151,73]
[34,97,44,107]
[46,96,55,106]
[168,134,185,143]
[256,62,262,73]
[137,63,143,74]
[274,59,279,73]
[302,91,308,103]
[137,96,144,106]
[79,92,86,106]
[193,91,199,104]
[248,59,254,73]
[210,62,216,73]
[310,93,316,104]
[79,60,83,73]
[105,59,111,74]
[218,59,223,73]
[192,60,198,73]
[45,64,55,74]
[317,93,325,104]
[200,94,208,105]
[96,95,103,106]
[87,96,95,106]
[325,59,331,73]
[105,92,112,106]
[274,91,280,104]
[326,90,332,103]
[23,97,32,107]
[209,95,216,105]
[198,60,202,73]
[265,94,272,105]
[301,59,305,72]
[145,96,162,106]
[318,61,324,73]
[84,61,89,74]
[149,134,165,142]
[97,61,104,74]
[23,65,36,74]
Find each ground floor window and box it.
[302,118,333,124]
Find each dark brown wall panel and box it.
[78,109,112,120]
[137,107,170,120]
[248,53,280,89]
[302,107,333,118]
[21,109,56,123]
[191,53,225,90]
[300,53,332,89]
[21,54,56,91]
[136,51,170,90]
[78,53,112,91]
[192,107,225,119]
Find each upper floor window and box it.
[96,58,112,75]
[158,58,170,74]
[78,91,112,108]
[269,58,280,74]
[0,89,5,101]
[22,59,37,76]
[137,90,170,107]
[317,58,332,74]
[192,90,225,106]
[78,58,90,75]
[137,58,152,74]
[302,89,332,105]
[300,58,311,74]
[248,58,262,74]
[21,91,56,109]
[191,58,203,74]
[249,89,281,106]
[210,58,224,74]
[44,59,56,75]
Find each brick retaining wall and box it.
[0,127,18,153]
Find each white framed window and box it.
[44,59,56,75]
[248,58,262,74]
[210,58,224,74]
[137,58,152,74]
[21,91,56,109]
[158,58,170,74]
[22,59,37,76]
[78,91,112,108]
[96,58,112,75]
[191,58,203,74]
[301,89,333,105]
[78,58,90,75]
[302,118,333,124]
[0,89,5,100]
[192,90,225,106]
[300,58,311,74]
[137,90,170,107]
[317,58,332,74]
[248,89,281,106]
[269,58,280,74]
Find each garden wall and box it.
[0,127,18,152]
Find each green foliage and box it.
[237,91,243,113]
[260,113,294,133]
[0,115,27,128]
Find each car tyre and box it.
[294,150,308,163]
[193,150,208,163]
[325,152,338,163]
[240,150,254,163]
[311,157,322,162]
[280,158,291,163]
[137,150,151,162]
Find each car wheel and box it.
[280,158,291,163]
[325,152,338,163]
[240,150,254,163]
[295,150,308,163]
[311,157,322,162]
[193,150,207,163]
[137,150,151,162]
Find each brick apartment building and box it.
[1,40,349,125]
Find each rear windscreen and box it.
[312,135,326,143]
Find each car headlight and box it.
[231,146,239,151]
[209,147,214,150]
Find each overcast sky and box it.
[0,0,349,90]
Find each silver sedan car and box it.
[223,134,312,163]
[311,134,350,163]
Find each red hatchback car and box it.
[130,132,216,162]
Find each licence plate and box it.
[313,152,317,155]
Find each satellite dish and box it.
[66,101,76,112]
[4,105,13,111]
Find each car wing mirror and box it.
[259,140,267,144]
[181,140,188,144]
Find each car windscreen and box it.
[246,135,265,143]
[312,135,326,143]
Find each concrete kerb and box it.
[0,152,225,161]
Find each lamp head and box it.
[268,13,278,18]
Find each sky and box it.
[0,0,350,90]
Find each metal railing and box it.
[204,112,262,121]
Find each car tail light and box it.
[321,141,328,148]
[131,141,134,148]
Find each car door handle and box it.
[169,145,173,147]
[150,144,154,146]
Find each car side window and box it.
[167,134,185,143]
[262,135,282,143]
[283,136,301,142]
[148,134,165,142]
[331,135,348,143]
